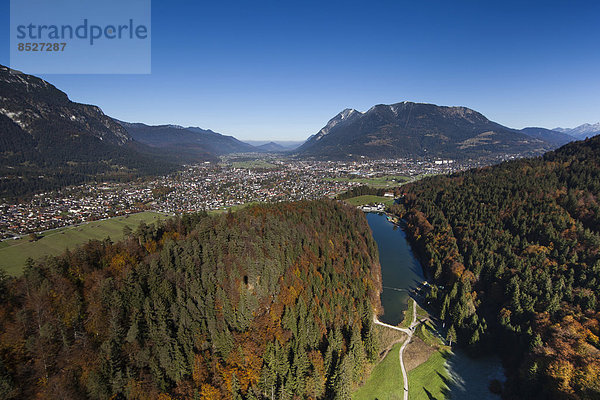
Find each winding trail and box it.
[374,298,418,400]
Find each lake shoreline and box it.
[363,212,505,400]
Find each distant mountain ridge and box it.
[118,122,257,161]
[255,142,287,152]
[0,65,279,197]
[0,65,590,197]
[554,123,600,140]
[520,127,574,147]
[311,108,362,141]
[243,140,304,150]
[296,102,556,159]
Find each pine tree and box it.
[446,325,457,346]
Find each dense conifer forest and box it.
[391,136,600,399]
[0,200,382,399]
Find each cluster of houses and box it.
[359,203,386,212]
[1,157,478,239]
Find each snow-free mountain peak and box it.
[296,101,555,159]
[313,108,363,141]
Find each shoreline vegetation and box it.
[354,210,505,400]
[383,136,600,398]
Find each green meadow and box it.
[353,343,404,400]
[0,211,168,276]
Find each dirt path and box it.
[374,298,418,400]
[399,299,418,400]
[373,318,411,334]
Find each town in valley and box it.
[1,154,510,239]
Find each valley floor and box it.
[0,211,168,276]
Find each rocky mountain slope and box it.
[0,65,174,198]
[296,102,556,160]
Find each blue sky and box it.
[1,0,599,140]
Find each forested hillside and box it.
[392,136,600,399]
[0,200,382,399]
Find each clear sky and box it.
[1,0,599,140]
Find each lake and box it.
[366,212,424,325]
[366,212,505,399]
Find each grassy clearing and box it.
[344,195,396,207]
[415,302,428,319]
[329,175,410,188]
[408,350,452,400]
[355,298,451,399]
[0,211,168,276]
[416,321,446,348]
[353,343,404,400]
[355,291,452,399]
[375,324,406,355]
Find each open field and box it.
[405,336,437,372]
[344,195,396,207]
[375,324,407,358]
[353,342,404,400]
[408,350,452,400]
[0,211,168,276]
[415,321,445,348]
[354,298,415,399]
[406,315,451,399]
[328,175,410,188]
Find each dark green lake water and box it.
[366,212,424,325]
[366,212,505,399]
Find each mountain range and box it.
[296,102,573,160]
[118,122,256,162]
[1,65,597,197]
[0,65,271,197]
[519,127,574,147]
[0,65,179,198]
[117,124,307,160]
[243,140,304,151]
[554,123,600,140]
